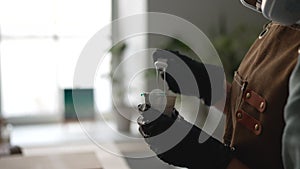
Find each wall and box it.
[148,0,267,37]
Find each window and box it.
[0,0,111,118]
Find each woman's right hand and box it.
[152,49,225,106]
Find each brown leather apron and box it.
[223,22,300,169]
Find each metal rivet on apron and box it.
[254,124,260,131]
[246,92,251,99]
[260,102,265,109]
[236,112,242,119]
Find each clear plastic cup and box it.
[141,91,176,117]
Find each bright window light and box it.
[0,0,112,117]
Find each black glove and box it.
[153,49,225,106]
[137,103,234,169]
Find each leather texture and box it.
[223,22,300,169]
[244,90,266,113]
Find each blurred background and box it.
[0,0,266,169]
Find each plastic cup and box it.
[141,91,176,117]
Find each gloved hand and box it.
[137,103,234,169]
[153,49,225,106]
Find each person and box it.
[137,0,300,169]
[282,50,300,169]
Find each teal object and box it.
[64,89,95,120]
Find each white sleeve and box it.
[282,55,300,169]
